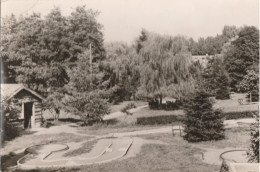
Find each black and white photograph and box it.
[0,0,259,171]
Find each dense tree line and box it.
[1,6,259,125]
[223,26,259,91]
[1,6,109,124]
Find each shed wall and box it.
[13,89,42,128]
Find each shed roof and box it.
[1,84,45,102]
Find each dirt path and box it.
[31,117,256,138]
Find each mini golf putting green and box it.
[220,150,248,163]
[17,137,133,169]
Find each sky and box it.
[1,0,259,44]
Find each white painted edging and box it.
[17,139,133,169]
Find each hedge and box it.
[136,111,258,125]
[136,115,184,125]
[223,111,258,120]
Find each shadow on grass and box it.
[45,118,82,127]
[1,152,25,171]
[103,118,118,125]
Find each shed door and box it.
[24,102,33,129]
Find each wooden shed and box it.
[1,84,45,129]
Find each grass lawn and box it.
[213,93,258,112]
[1,132,92,171]
[109,100,148,113]
[63,139,98,157]
[77,124,163,135]
[3,93,256,172]
[1,132,91,157]
[134,107,185,118]
[9,126,251,172]
[192,127,251,149]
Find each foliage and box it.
[121,103,136,114]
[223,26,259,90]
[63,49,110,125]
[238,70,259,93]
[1,6,105,116]
[219,160,230,172]
[148,99,181,110]
[215,70,231,100]
[136,115,184,125]
[183,89,225,142]
[136,31,199,104]
[203,56,231,99]
[2,99,21,142]
[64,91,109,125]
[190,25,239,55]
[1,10,69,96]
[223,111,257,120]
[246,90,259,102]
[1,6,109,124]
[247,115,259,162]
[103,42,140,103]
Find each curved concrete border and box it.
[43,144,69,160]
[17,138,133,169]
[219,149,247,163]
[17,143,69,169]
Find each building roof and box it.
[1,84,45,102]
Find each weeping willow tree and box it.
[103,42,141,102]
[137,31,198,104]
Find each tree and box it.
[238,70,259,92]
[136,31,196,105]
[223,26,259,90]
[190,25,239,56]
[183,89,225,142]
[63,45,110,125]
[203,56,231,99]
[215,70,231,100]
[1,14,19,83]
[238,69,259,102]
[2,6,107,122]
[103,42,140,103]
[2,99,20,142]
[247,115,259,162]
[1,9,70,107]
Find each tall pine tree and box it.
[183,89,225,142]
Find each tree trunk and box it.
[54,108,60,121]
[159,96,163,107]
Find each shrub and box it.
[247,115,259,162]
[109,85,131,104]
[183,89,225,142]
[65,92,110,126]
[136,115,184,125]
[2,99,21,142]
[40,117,51,128]
[121,103,136,115]
[216,87,230,100]
[220,160,230,172]
[148,99,181,110]
[246,90,259,102]
[223,111,257,120]
[148,99,159,109]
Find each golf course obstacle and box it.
[16,137,133,169]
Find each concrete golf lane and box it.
[17,137,134,169]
